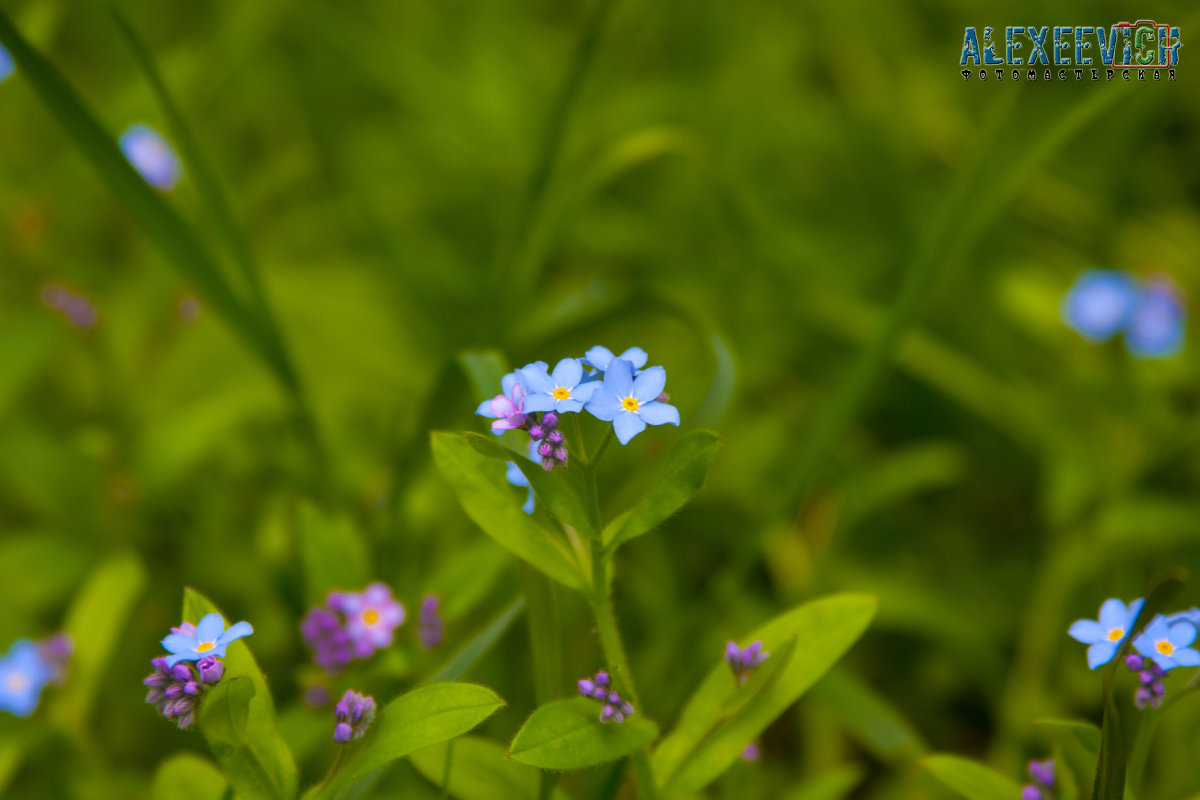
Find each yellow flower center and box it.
[1107,629,1124,642]
[196,642,214,652]
[363,609,380,626]
[1157,640,1175,656]
[5,673,28,692]
[622,397,640,412]
[552,387,570,400]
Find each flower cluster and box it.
[120,124,182,191]
[1021,758,1055,800]
[477,347,680,470]
[0,633,73,718]
[417,593,444,650]
[332,689,377,742]
[725,640,769,684]
[1069,598,1200,711]
[578,670,635,723]
[147,614,250,729]
[301,583,406,673]
[1124,654,1168,710]
[1062,270,1186,358]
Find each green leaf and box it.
[465,432,598,540]
[810,668,927,763]
[317,682,506,800]
[508,697,659,771]
[50,553,146,726]
[185,588,298,800]
[457,350,510,401]
[410,736,571,800]
[603,429,720,551]
[429,597,525,683]
[922,755,1024,800]
[654,594,877,797]
[1035,718,1101,756]
[1037,719,1099,798]
[432,431,584,590]
[780,766,864,800]
[153,752,228,800]
[296,501,370,604]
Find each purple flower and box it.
[144,656,205,729]
[521,358,600,414]
[301,607,354,673]
[476,370,532,434]
[1062,270,1139,342]
[161,613,253,668]
[578,671,633,723]
[332,690,376,742]
[418,594,445,650]
[196,656,224,685]
[585,359,680,445]
[583,346,648,374]
[1126,279,1186,358]
[332,583,406,658]
[740,742,762,762]
[0,639,53,717]
[40,282,98,329]
[36,633,73,686]
[1021,787,1042,800]
[1028,759,1054,788]
[725,641,769,684]
[120,124,182,191]
[1067,597,1144,670]
[1133,615,1200,671]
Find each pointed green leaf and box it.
[153,752,228,800]
[317,682,505,800]
[296,502,370,604]
[509,697,658,771]
[811,668,927,762]
[923,755,1023,800]
[50,553,146,726]
[410,736,571,800]
[432,432,584,590]
[429,597,525,683]
[654,594,877,797]
[781,766,864,800]
[603,429,720,550]
[184,589,298,800]
[465,432,598,539]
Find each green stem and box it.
[316,747,347,796]
[590,427,614,466]
[1125,711,1159,796]
[437,739,455,800]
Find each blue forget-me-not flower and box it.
[1126,279,1186,358]
[0,44,14,84]
[1133,614,1200,671]
[585,359,680,445]
[583,346,648,375]
[1062,270,1140,342]
[120,124,182,191]
[0,639,53,717]
[1068,597,1144,670]
[161,613,253,668]
[521,358,600,414]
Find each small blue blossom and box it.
[521,358,600,413]
[161,613,253,668]
[0,44,14,84]
[1067,597,1144,670]
[585,359,680,445]
[583,346,649,375]
[1062,270,1140,342]
[0,639,52,717]
[119,124,182,191]
[1126,280,1186,358]
[1133,614,1200,671]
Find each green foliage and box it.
[431,432,584,590]
[296,502,370,604]
[185,589,298,800]
[314,682,505,800]
[654,594,877,796]
[410,736,571,800]
[923,755,1024,800]
[152,753,228,800]
[508,697,658,771]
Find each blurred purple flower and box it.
[331,583,406,658]
[120,124,182,191]
[725,640,769,684]
[332,690,376,742]
[578,671,634,723]
[40,283,98,329]
[301,607,354,673]
[418,593,444,650]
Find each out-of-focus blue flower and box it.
[161,613,253,668]
[1133,615,1200,671]
[1165,607,1200,627]
[119,124,182,191]
[1126,280,1186,358]
[332,690,376,742]
[521,358,600,413]
[1062,270,1140,342]
[583,346,648,375]
[585,359,680,445]
[0,44,14,84]
[1067,597,1144,670]
[476,371,529,434]
[0,640,52,717]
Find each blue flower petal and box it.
[573,382,600,403]
[161,633,196,654]
[196,613,225,643]
[1087,641,1119,670]
[554,398,584,414]
[583,346,615,371]
[1126,284,1186,359]
[520,364,555,394]
[218,621,254,645]
[1098,598,1128,631]
[637,401,680,427]
[1168,621,1198,649]
[506,461,529,488]
[631,366,666,403]
[523,393,556,413]
[1174,647,1200,668]
[521,487,535,515]
[476,399,497,418]
[1068,619,1105,645]
[586,390,623,422]
[603,359,634,397]
[1062,270,1139,342]
[552,358,582,388]
[617,347,649,369]
[613,411,646,445]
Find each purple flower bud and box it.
[656,393,670,403]
[174,708,196,730]
[595,671,610,687]
[578,679,596,696]
[146,687,166,704]
[541,412,559,428]
[528,424,547,440]
[1124,653,1145,671]
[547,430,564,444]
[1027,759,1054,788]
[541,456,557,471]
[1021,786,1042,800]
[418,594,445,650]
[165,684,183,699]
[537,441,554,457]
[741,742,761,762]
[1151,681,1165,695]
[183,681,202,696]
[171,664,194,682]
[1152,663,1170,678]
[1135,687,1153,709]
[726,641,770,683]
[333,722,354,743]
[197,657,224,685]
[333,690,376,742]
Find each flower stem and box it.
[316,747,347,795]
[1125,710,1159,795]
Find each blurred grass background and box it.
[1,0,1200,797]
